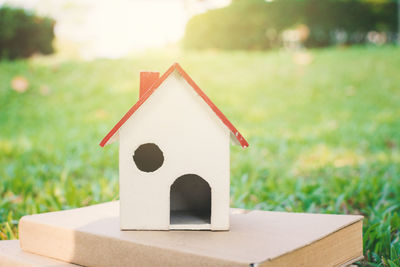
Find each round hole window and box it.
[133,143,164,172]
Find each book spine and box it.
[19,217,77,264]
[18,216,242,267]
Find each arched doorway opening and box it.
[170,174,211,228]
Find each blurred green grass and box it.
[0,46,399,266]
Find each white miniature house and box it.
[100,63,248,231]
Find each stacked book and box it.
[0,201,363,266]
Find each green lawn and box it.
[1,46,399,266]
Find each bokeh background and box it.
[0,0,399,266]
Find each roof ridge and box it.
[99,63,248,148]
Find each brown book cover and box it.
[0,240,77,267]
[18,202,363,267]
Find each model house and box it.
[100,63,248,231]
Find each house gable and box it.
[100,63,248,148]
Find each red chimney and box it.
[140,71,159,98]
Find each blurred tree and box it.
[0,6,55,59]
[183,0,397,50]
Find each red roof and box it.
[100,63,249,148]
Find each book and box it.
[0,240,77,267]
[19,201,363,267]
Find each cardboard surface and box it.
[0,240,77,267]
[19,201,363,266]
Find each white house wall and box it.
[119,70,230,230]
